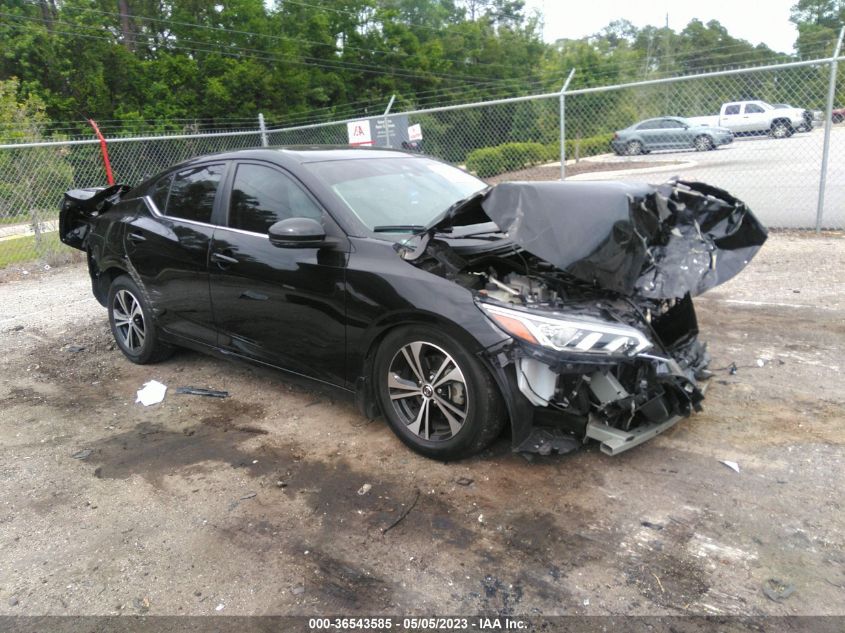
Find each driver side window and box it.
[228,163,322,234]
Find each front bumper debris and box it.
[585,414,684,456]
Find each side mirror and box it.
[268,217,326,248]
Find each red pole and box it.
[87,119,115,185]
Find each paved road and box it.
[0,218,59,241]
[570,126,845,229]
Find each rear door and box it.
[125,162,227,345]
[634,119,663,149]
[208,161,349,385]
[720,103,743,131]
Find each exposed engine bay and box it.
[401,178,766,455]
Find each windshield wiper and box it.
[373,224,427,233]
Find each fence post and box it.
[383,94,396,149]
[816,26,844,232]
[258,113,269,147]
[559,69,576,180]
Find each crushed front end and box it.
[410,178,767,455]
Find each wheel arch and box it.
[87,252,128,307]
[352,311,513,433]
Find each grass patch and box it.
[0,233,68,268]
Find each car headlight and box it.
[479,303,653,356]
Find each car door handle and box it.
[211,251,239,266]
[128,231,146,243]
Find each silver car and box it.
[611,117,733,155]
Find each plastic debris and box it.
[135,380,167,406]
[720,460,741,473]
[357,483,372,496]
[71,449,92,460]
[456,477,474,486]
[763,578,795,602]
[175,386,229,398]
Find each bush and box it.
[464,134,614,178]
[465,142,551,178]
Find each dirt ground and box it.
[0,233,843,618]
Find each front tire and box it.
[107,275,173,364]
[693,135,714,151]
[770,120,793,138]
[373,325,506,460]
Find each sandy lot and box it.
[0,233,843,618]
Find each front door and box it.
[208,161,348,385]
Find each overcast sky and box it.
[524,0,799,54]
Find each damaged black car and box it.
[59,148,766,460]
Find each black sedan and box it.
[60,148,766,459]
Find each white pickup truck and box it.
[688,100,813,138]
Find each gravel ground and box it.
[0,233,843,617]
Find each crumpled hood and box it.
[446,179,767,299]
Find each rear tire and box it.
[373,325,506,460]
[833,114,844,124]
[107,275,173,364]
[625,141,643,156]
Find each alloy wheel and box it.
[387,341,468,442]
[112,289,146,354]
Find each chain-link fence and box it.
[1,55,843,268]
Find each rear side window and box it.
[636,120,660,130]
[228,163,322,234]
[745,103,765,114]
[151,174,172,212]
[724,104,740,115]
[660,119,684,129]
[165,164,225,223]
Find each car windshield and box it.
[305,156,487,235]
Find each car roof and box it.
[172,146,413,168]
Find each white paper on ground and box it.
[136,380,167,406]
[719,460,741,473]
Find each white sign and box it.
[408,123,423,141]
[347,120,373,146]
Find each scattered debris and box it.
[382,489,421,534]
[9,597,19,607]
[357,483,372,496]
[9,325,24,332]
[641,521,664,530]
[652,572,665,593]
[455,477,474,486]
[729,362,738,375]
[478,514,485,524]
[66,345,85,353]
[762,578,795,602]
[131,596,150,613]
[215,603,225,611]
[276,481,288,488]
[756,358,766,367]
[71,449,92,460]
[135,380,167,406]
[720,460,741,473]
[239,492,257,501]
[291,585,305,596]
[175,386,229,398]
